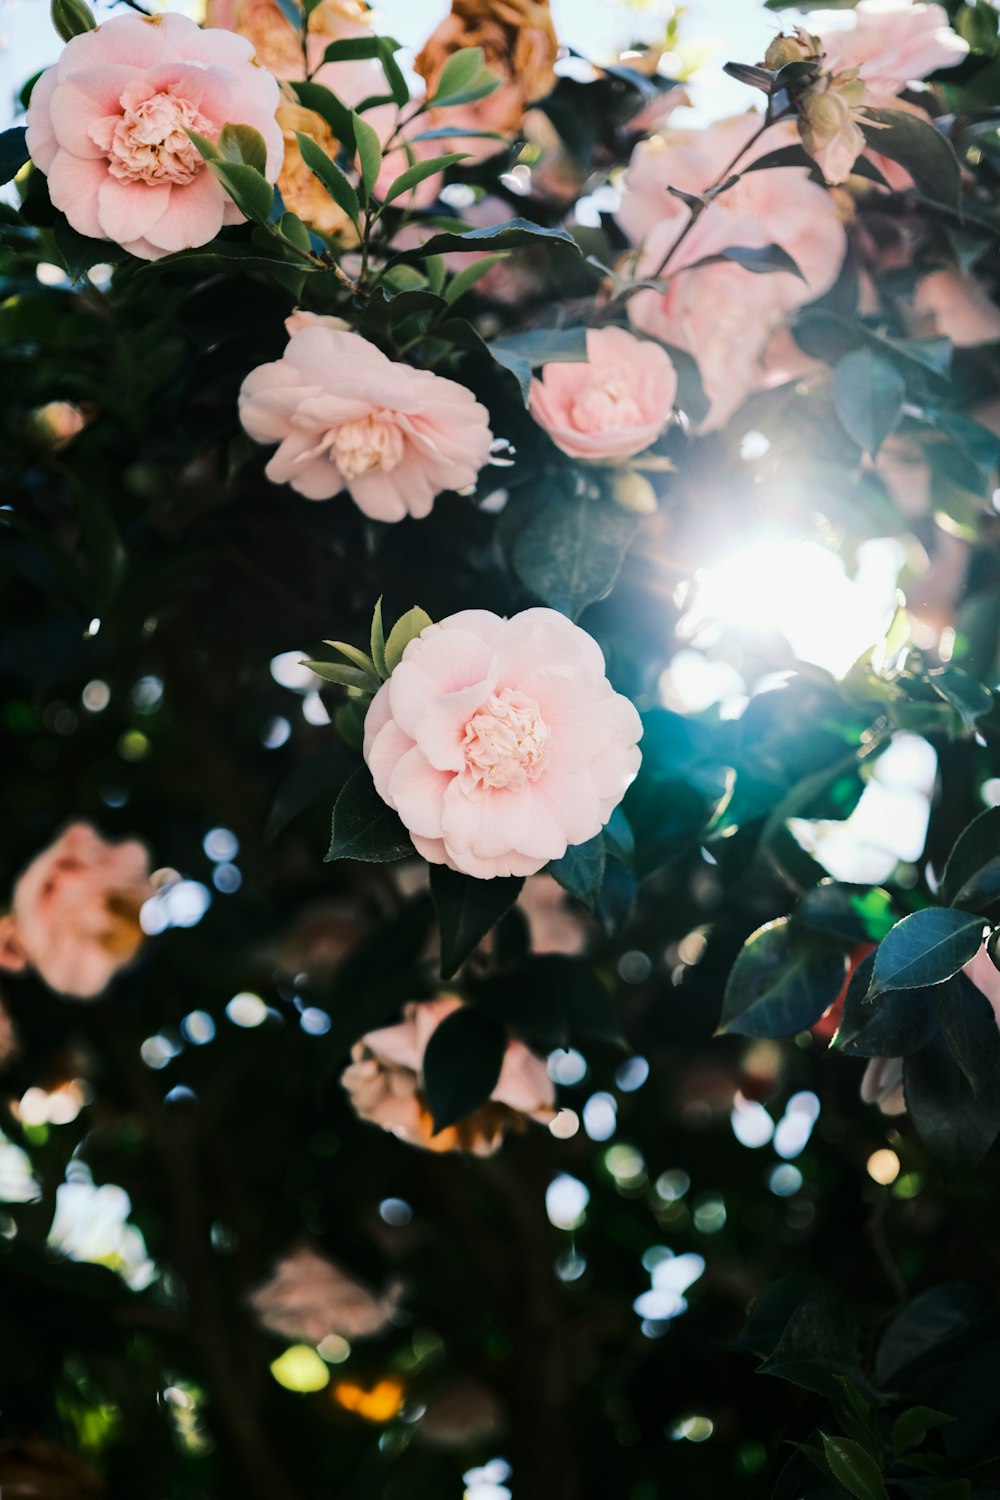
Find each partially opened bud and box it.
[764,28,819,71]
[799,76,868,185]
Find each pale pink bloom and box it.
[342,995,555,1154]
[238,327,493,520]
[517,875,588,955]
[861,944,1000,1115]
[619,115,847,431]
[860,1055,907,1114]
[912,268,1000,347]
[529,327,676,461]
[364,608,643,879]
[0,824,152,999]
[283,309,350,337]
[814,0,968,100]
[249,1247,399,1343]
[26,13,283,261]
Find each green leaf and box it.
[443,253,509,304]
[319,35,383,62]
[264,747,356,841]
[430,46,487,105]
[422,1006,506,1133]
[303,661,375,691]
[758,1290,867,1399]
[294,132,360,228]
[218,123,269,175]
[430,865,524,980]
[53,217,127,281]
[289,81,356,151]
[376,37,410,108]
[835,949,939,1058]
[398,218,579,259]
[510,497,638,620]
[891,1407,954,1459]
[795,880,898,945]
[321,638,378,677]
[325,768,414,863]
[279,210,312,251]
[490,325,589,368]
[0,127,28,187]
[819,1435,888,1500]
[383,606,433,674]
[719,918,848,1038]
[471,955,624,1048]
[689,243,806,279]
[548,835,606,911]
[833,348,905,456]
[867,909,986,999]
[370,597,387,679]
[352,109,383,200]
[380,152,465,206]
[51,0,96,41]
[860,108,962,208]
[205,158,274,223]
[904,1031,1000,1174]
[941,806,1000,911]
[939,970,1000,1095]
[927,666,994,733]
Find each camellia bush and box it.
[3,0,1000,1495]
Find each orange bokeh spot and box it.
[333,1377,405,1423]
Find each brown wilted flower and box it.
[415,0,558,156]
[276,100,358,238]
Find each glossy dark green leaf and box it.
[430,865,524,979]
[325,768,414,863]
[548,834,606,911]
[399,218,579,260]
[471,955,624,1048]
[289,80,356,150]
[510,496,638,620]
[892,1407,954,1459]
[928,667,994,733]
[205,159,274,223]
[490,326,589,367]
[294,132,360,227]
[218,123,269,175]
[719,918,848,1038]
[904,1032,1000,1174]
[836,949,939,1058]
[833,348,905,456]
[54,217,127,280]
[758,1290,867,1399]
[860,107,962,208]
[876,1283,991,1387]
[868,910,986,999]
[689,243,806,279]
[820,1435,888,1500]
[734,1273,837,1357]
[795,880,898,945]
[941,806,1000,911]
[939,970,1000,1096]
[0,127,28,187]
[422,1006,506,1133]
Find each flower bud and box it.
[51,0,97,42]
[764,28,819,71]
[611,470,658,514]
[26,400,90,451]
[799,77,868,185]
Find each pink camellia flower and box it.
[529,327,677,461]
[912,268,1000,347]
[517,874,589,956]
[238,326,493,520]
[342,995,556,1154]
[364,607,642,879]
[249,1247,400,1343]
[861,943,1000,1115]
[619,115,847,431]
[813,0,968,101]
[26,12,283,261]
[0,824,153,999]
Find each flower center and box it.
[330,417,405,480]
[461,688,550,792]
[100,90,212,187]
[571,376,645,432]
